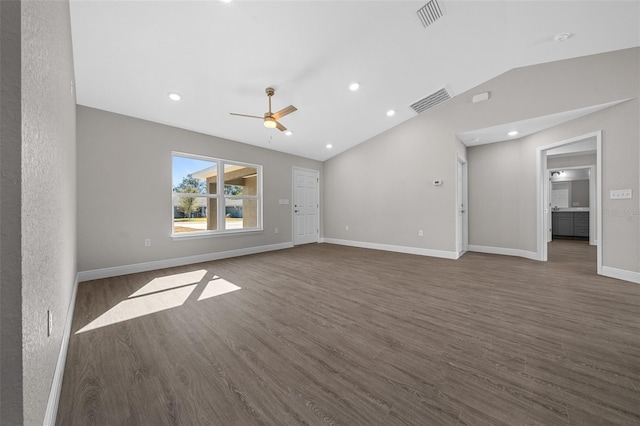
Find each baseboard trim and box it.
[43,274,79,425]
[601,266,640,284]
[468,245,539,261]
[322,238,459,260]
[78,242,294,282]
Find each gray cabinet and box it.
[552,212,589,238]
[574,212,589,237]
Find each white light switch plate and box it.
[279,199,289,205]
[610,189,632,199]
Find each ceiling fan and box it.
[230,87,297,132]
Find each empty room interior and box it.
[2,1,640,425]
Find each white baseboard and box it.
[601,266,640,284]
[468,245,539,261]
[77,242,294,282]
[322,238,459,260]
[43,274,79,425]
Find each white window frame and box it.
[171,151,263,239]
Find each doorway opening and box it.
[547,165,596,245]
[536,131,602,274]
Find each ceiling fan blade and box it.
[272,105,297,120]
[230,113,263,119]
[275,121,287,132]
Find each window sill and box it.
[171,228,264,241]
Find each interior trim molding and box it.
[77,242,294,282]
[43,274,79,425]
[468,245,539,261]
[323,238,459,260]
[601,266,640,285]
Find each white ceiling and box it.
[457,99,630,147]
[69,0,640,161]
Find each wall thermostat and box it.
[433,179,443,186]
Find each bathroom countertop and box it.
[552,208,590,212]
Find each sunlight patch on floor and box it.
[129,269,207,297]
[76,284,197,334]
[198,275,242,301]
[76,270,243,334]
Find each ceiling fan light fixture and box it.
[264,117,277,129]
[230,87,296,132]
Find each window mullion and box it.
[217,161,225,230]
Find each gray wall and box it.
[0,0,77,424]
[325,47,638,275]
[468,48,639,273]
[323,112,464,253]
[548,153,596,169]
[77,106,322,272]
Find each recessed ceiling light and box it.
[168,93,181,101]
[349,82,360,91]
[508,130,519,137]
[220,0,233,3]
[386,110,395,117]
[553,32,571,42]
[285,130,293,136]
[326,144,333,149]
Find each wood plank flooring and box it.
[57,241,640,425]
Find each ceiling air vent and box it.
[410,88,452,114]
[417,0,444,28]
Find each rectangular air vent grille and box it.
[417,0,444,28]
[410,88,452,114]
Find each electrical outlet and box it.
[274,227,279,234]
[47,310,52,337]
[345,225,349,231]
[418,230,424,237]
[145,238,151,247]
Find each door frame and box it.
[292,166,320,246]
[536,130,602,274]
[456,155,469,257]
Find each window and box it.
[172,153,262,236]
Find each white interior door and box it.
[293,168,319,245]
[456,158,468,255]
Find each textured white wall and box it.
[1,1,24,424]
[21,1,77,424]
[76,106,322,272]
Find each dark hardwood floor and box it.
[57,241,640,425]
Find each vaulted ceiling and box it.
[70,1,640,161]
